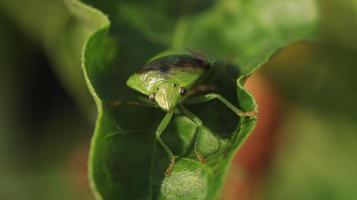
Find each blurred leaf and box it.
[258,1,357,199]
[262,1,357,196]
[0,0,96,118]
[64,0,319,199]
[266,109,357,200]
[0,14,90,200]
[266,42,357,120]
[320,0,357,50]
[263,0,357,121]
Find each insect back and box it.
[127,50,211,112]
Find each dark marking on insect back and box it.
[138,54,211,74]
[159,65,170,73]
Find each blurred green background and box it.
[0,0,356,199]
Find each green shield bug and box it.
[126,50,257,176]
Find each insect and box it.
[126,50,257,176]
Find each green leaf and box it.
[65,0,319,199]
[266,109,357,200]
[172,0,319,74]
[0,0,98,118]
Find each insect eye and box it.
[149,93,156,102]
[179,87,187,96]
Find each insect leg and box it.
[184,93,258,117]
[127,101,158,108]
[155,111,176,176]
[179,105,206,164]
[126,96,159,108]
